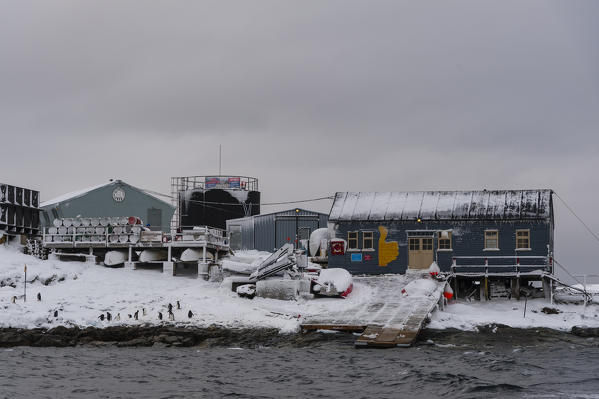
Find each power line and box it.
[142,188,334,207]
[554,192,599,245]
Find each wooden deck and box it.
[301,274,446,348]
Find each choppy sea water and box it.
[1,329,598,399]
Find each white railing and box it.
[451,255,551,275]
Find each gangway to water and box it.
[301,274,446,348]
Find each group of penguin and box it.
[98,300,194,323]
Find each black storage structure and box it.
[1,183,40,236]
[172,176,260,230]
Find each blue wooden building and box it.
[327,190,554,278]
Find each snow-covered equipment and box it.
[428,261,440,277]
[104,250,127,266]
[256,278,311,300]
[236,284,256,299]
[180,248,214,262]
[139,249,167,262]
[309,228,330,257]
[249,244,301,282]
[312,268,353,298]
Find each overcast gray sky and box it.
[1,1,598,275]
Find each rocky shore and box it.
[1,324,599,348]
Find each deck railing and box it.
[450,255,552,275]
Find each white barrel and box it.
[118,235,129,243]
[129,234,140,244]
[95,227,105,235]
[108,217,119,226]
[81,235,91,242]
[48,227,58,235]
[58,226,68,235]
[131,226,142,234]
[67,226,75,234]
[53,219,63,228]
[62,218,73,227]
[104,251,127,266]
[46,235,54,242]
[76,227,86,234]
[90,218,100,227]
[125,225,132,233]
[100,217,110,227]
[91,235,102,242]
[72,218,82,227]
[113,226,122,234]
[109,234,119,243]
[81,218,91,227]
[85,227,95,234]
[118,217,128,225]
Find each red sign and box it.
[364,254,372,261]
[330,240,345,256]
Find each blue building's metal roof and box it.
[329,190,553,221]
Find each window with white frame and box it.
[347,231,359,250]
[362,231,374,250]
[485,230,499,249]
[437,231,452,250]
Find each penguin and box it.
[168,310,174,321]
[168,303,173,313]
[177,300,181,310]
[106,312,112,321]
[53,310,58,317]
[99,314,105,321]
[116,313,121,321]
[128,314,132,319]
[158,312,163,320]
[188,310,193,318]
[134,310,139,320]
[11,296,16,304]
[142,308,147,316]
[37,292,41,301]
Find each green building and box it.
[40,180,174,232]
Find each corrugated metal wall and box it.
[227,208,329,252]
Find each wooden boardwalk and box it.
[301,274,446,348]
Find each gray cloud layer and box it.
[1,1,598,274]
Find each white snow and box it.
[402,278,438,296]
[0,246,366,333]
[430,299,599,331]
[309,228,329,256]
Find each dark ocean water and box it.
[1,329,599,399]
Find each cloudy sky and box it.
[1,1,598,274]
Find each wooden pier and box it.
[301,274,446,348]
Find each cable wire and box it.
[554,192,599,245]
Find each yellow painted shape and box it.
[378,226,399,267]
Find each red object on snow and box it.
[443,284,454,300]
[340,283,353,298]
[428,262,440,277]
[401,288,408,297]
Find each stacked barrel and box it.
[46,216,143,244]
[0,183,40,236]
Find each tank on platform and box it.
[172,176,260,230]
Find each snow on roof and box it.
[329,190,553,221]
[41,180,173,208]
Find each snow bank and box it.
[402,278,437,297]
[430,300,599,331]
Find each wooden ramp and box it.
[301,274,446,348]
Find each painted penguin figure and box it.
[37,292,41,301]
[107,312,112,321]
[188,310,193,318]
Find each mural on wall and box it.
[378,226,399,266]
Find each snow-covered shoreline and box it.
[1,245,599,336]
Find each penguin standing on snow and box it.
[134,310,139,320]
[168,310,174,321]
[116,313,120,321]
[168,303,173,313]
[99,314,105,321]
[53,310,58,317]
[188,310,193,318]
[158,312,163,320]
[128,314,132,319]
[177,300,181,310]
[11,296,16,304]
[37,292,41,301]
[142,308,146,316]
[106,312,112,321]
